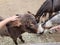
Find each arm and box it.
[0,16,18,29]
[50,25,60,30]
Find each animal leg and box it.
[12,38,18,45]
[19,35,25,43]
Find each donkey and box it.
[35,0,60,23]
[38,12,60,34]
[0,14,44,45]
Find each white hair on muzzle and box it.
[37,23,44,34]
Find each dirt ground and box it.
[0,0,60,45]
[0,0,45,18]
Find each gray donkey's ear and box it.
[27,11,31,14]
[27,11,35,16]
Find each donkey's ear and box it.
[27,11,35,16]
[27,11,31,14]
[16,14,19,16]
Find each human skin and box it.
[50,25,60,30]
[0,16,18,29]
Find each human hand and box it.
[6,16,19,22]
[50,25,60,30]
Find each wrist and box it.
[4,18,11,23]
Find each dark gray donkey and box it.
[35,0,60,23]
